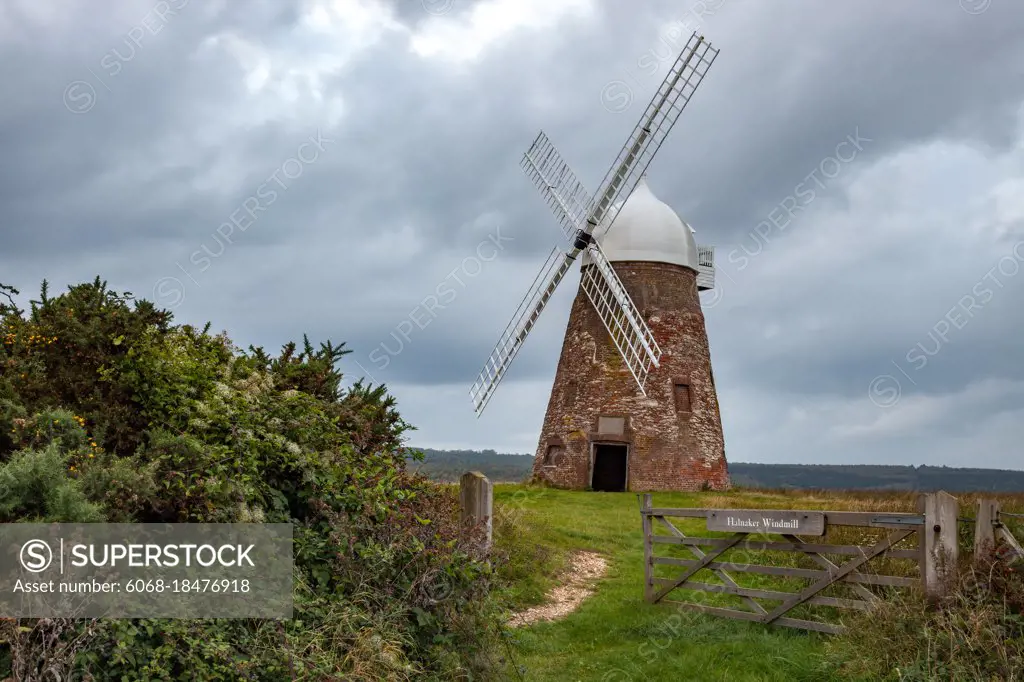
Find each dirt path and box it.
[508,551,608,627]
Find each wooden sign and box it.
[706,509,826,536]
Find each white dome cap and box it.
[582,176,698,271]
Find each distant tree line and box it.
[409,449,1024,492]
[409,448,534,483]
[728,462,1024,492]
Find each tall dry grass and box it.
[821,551,1024,681]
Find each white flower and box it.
[236,503,266,523]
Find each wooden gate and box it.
[974,499,1024,564]
[639,492,959,634]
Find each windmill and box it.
[470,32,729,492]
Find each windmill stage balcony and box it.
[696,245,715,291]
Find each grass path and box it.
[493,485,850,682]
[508,551,607,627]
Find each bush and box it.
[0,279,509,680]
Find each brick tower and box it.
[532,177,729,491]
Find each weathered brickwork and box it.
[532,261,730,491]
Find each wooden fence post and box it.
[995,516,1024,564]
[974,498,999,561]
[460,471,493,550]
[922,490,958,599]
[916,493,927,588]
[640,493,654,602]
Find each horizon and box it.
[408,447,1024,473]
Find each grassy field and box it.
[491,485,1024,682]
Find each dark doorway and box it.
[591,443,628,492]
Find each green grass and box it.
[491,485,1024,682]
[493,486,836,682]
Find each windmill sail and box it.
[470,246,576,415]
[580,241,662,391]
[589,33,718,240]
[521,131,594,241]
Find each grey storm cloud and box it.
[2,0,1024,467]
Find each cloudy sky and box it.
[2,0,1024,468]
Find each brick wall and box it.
[532,261,730,491]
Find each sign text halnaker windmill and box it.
[470,33,729,492]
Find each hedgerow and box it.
[0,279,505,680]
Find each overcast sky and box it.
[2,0,1024,468]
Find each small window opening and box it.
[674,383,691,413]
[543,444,564,467]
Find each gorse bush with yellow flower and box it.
[0,279,505,681]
